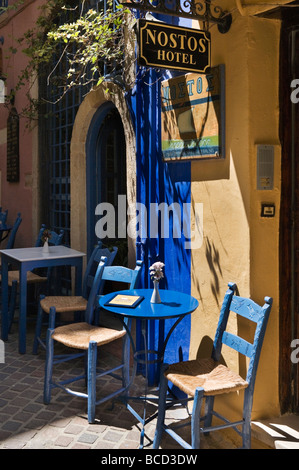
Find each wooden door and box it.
[86,104,126,259]
[280,21,299,413]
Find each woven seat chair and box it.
[7,225,64,331]
[0,209,8,226]
[153,282,273,450]
[33,241,118,354]
[43,257,143,423]
[5,213,22,249]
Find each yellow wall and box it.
[190,7,281,420]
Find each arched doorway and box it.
[86,102,127,259]
[70,81,136,268]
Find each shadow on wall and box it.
[193,235,224,305]
[195,335,228,368]
[205,237,223,307]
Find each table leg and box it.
[122,318,132,391]
[1,257,9,341]
[18,266,27,354]
[140,319,148,448]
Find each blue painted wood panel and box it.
[126,15,192,383]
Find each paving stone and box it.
[0,373,10,382]
[103,430,125,442]
[9,397,30,408]
[49,417,72,428]
[10,383,28,392]
[77,432,98,444]
[119,440,139,449]
[21,376,40,385]
[24,418,46,430]
[0,430,14,442]
[26,425,60,445]
[94,440,115,449]
[3,404,19,416]
[72,443,91,449]
[20,389,38,399]
[87,423,107,434]
[36,410,58,421]
[0,391,18,400]
[23,403,43,413]
[2,421,23,432]
[54,435,74,447]
[13,411,33,422]
[0,412,12,423]
[1,439,25,449]
[64,424,84,435]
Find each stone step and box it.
[252,414,299,449]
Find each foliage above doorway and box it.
[3,0,132,121]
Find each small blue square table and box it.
[0,246,85,354]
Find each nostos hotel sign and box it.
[137,20,211,73]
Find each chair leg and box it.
[153,364,169,449]
[203,395,214,430]
[242,389,253,449]
[32,295,45,354]
[191,387,204,449]
[87,341,97,424]
[8,280,18,333]
[44,328,55,405]
[49,306,57,330]
[84,350,88,387]
[242,418,251,449]
[122,319,132,391]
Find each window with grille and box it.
[0,1,8,14]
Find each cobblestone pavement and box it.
[0,319,269,451]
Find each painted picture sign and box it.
[161,65,225,161]
[137,19,211,74]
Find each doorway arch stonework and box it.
[70,81,136,266]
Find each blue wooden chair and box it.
[153,283,273,449]
[0,213,22,312]
[5,213,22,249]
[7,225,64,331]
[43,258,143,423]
[0,209,9,244]
[0,213,22,266]
[33,241,118,354]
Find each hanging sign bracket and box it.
[121,0,232,34]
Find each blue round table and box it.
[99,288,199,447]
[100,288,198,318]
